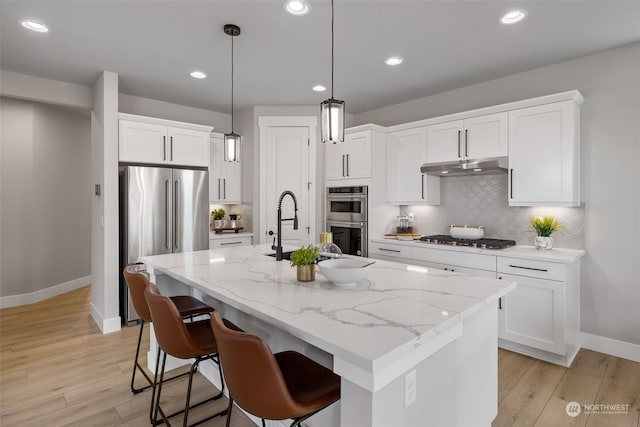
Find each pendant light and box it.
[224,24,241,162]
[320,0,345,144]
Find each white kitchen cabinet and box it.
[119,115,210,167]
[325,130,371,180]
[385,127,440,204]
[497,256,581,364]
[508,101,580,206]
[425,112,507,163]
[210,134,241,204]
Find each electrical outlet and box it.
[405,370,417,407]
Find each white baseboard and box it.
[89,301,121,334]
[580,332,640,362]
[0,275,91,309]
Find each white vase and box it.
[535,236,553,250]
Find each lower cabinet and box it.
[497,273,565,354]
[210,235,252,249]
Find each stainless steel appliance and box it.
[417,235,516,249]
[326,186,368,256]
[119,166,209,324]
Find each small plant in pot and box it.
[530,216,560,250]
[211,209,226,231]
[290,245,320,282]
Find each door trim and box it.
[258,116,317,244]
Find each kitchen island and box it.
[141,244,516,427]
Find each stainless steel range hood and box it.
[420,157,508,177]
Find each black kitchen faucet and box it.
[272,190,299,261]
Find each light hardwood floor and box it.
[1,287,639,427]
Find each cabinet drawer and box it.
[412,246,496,271]
[210,236,252,249]
[497,257,565,281]
[369,242,412,259]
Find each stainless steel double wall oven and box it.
[325,186,368,256]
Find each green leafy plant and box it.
[530,216,560,237]
[290,245,320,266]
[211,209,225,220]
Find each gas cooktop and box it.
[417,235,516,250]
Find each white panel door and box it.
[119,120,167,164]
[426,120,464,163]
[464,112,508,159]
[168,126,209,167]
[498,273,566,355]
[508,101,579,205]
[265,127,310,247]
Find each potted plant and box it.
[290,245,320,282]
[530,216,560,250]
[211,209,226,231]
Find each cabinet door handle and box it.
[342,155,345,177]
[421,174,425,199]
[174,180,180,250]
[163,136,167,160]
[165,180,170,249]
[220,241,242,246]
[217,178,221,199]
[465,129,469,157]
[499,297,503,310]
[457,130,461,158]
[509,169,514,198]
[379,248,401,253]
[223,178,226,199]
[170,136,174,161]
[508,264,549,272]
[346,154,350,176]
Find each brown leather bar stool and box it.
[145,283,235,427]
[123,266,214,397]
[210,313,341,427]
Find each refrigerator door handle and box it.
[165,179,170,249]
[174,179,180,250]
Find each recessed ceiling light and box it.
[441,171,449,174]
[312,85,326,92]
[20,19,49,33]
[499,10,528,25]
[385,56,403,66]
[473,168,483,172]
[190,71,207,79]
[284,0,311,16]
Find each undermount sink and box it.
[265,251,332,262]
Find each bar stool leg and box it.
[225,397,234,427]
[182,359,200,427]
[150,346,162,423]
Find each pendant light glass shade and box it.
[224,24,241,162]
[320,98,344,143]
[320,0,345,144]
[224,132,241,162]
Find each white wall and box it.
[119,93,230,130]
[0,97,91,299]
[353,42,640,346]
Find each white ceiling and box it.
[1,1,639,114]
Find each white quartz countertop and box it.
[209,232,253,240]
[141,243,515,376]
[371,237,585,264]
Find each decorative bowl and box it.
[449,225,485,240]
[317,259,371,286]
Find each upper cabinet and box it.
[426,112,508,163]
[386,127,440,204]
[119,114,211,167]
[508,101,580,207]
[325,130,371,180]
[210,134,241,204]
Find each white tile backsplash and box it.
[404,175,584,249]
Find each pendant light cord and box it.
[231,34,234,132]
[331,0,334,99]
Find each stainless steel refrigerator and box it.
[119,166,209,325]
